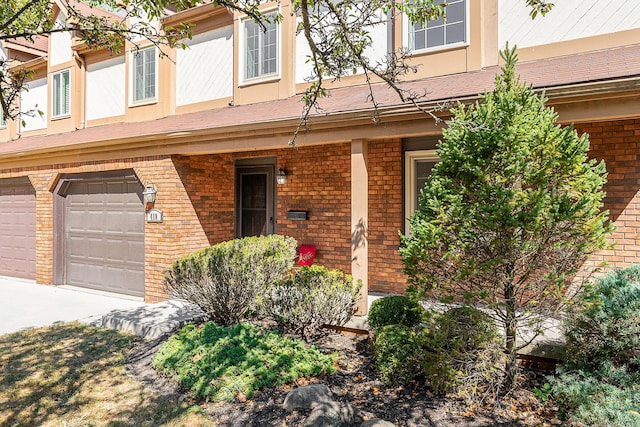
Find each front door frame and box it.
[234,161,276,238]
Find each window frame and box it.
[129,46,158,106]
[0,107,6,128]
[405,150,439,233]
[51,68,71,119]
[403,0,469,54]
[238,9,281,86]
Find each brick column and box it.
[28,173,57,285]
[351,140,369,314]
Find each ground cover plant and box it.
[401,44,612,391]
[152,322,338,401]
[163,235,297,325]
[549,266,640,426]
[0,323,212,427]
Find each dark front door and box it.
[236,165,275,237]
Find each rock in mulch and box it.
[283,384,334,412]
[361,418,396,427]
[302,401,358,427]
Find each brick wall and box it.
[579,118,640,275]
[0,156,212,303]
[368,139,406,294]
[270,144,351,271]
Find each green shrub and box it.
[163,235,297,326]
[422,306,505,399]
[260,265,361,339]
[550,369,640,427]
[551,266,640,425]
[564,265,640,375]
[368,295,424,332]
[152,322,337,401]
[373,324,422,385]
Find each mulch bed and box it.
[127,327,558,426]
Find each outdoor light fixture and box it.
[142,183,158,204]
[276,167,287,185]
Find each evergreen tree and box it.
[401,45,613,391]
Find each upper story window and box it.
[52,69,70,118]
[0,108,6,128]
[408,0,467,51]
[132,47,157,104]
[242,12,279,82]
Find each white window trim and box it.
[129,46,158,106]
[238,8,281,86]
[402,0,470,55]
[51,68,71,119]
[405,150,439,233]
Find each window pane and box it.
[244,14,278,79]
[144,49,155,99]
[410,0,465,49]
[446,22,465,44]
[426,27,444,48]
[426,16,444,28]
[414,160,437,210]
[446,1,465,23]
[62,71,70,115]
[245,20,260,79]
[53,73,61,116]
[412,24,426,50]
[134,52,144,101]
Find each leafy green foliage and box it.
[550,266,640,425]
[152,322,337,401]
[368,295,424,333]
[163,235,297,326]
[373,324,422,385]
[550,370,640,427]
[564,265,640,375]
[260,265,361,339]
[401,44,612,390]
[421,307,505,399]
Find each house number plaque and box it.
[146,208,163,223]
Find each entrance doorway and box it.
[235,164,275,237]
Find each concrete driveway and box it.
[0,276,146,335]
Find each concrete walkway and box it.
[0,276,204,338]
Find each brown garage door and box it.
[63,178,145,297]
[0,178,36,280]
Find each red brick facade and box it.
[368,139,405,294]
[3,119,640,301]
[578,119,640,275]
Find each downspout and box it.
[73,50,86,129]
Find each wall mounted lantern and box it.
[142,183,158,204]
[276,167,287,185]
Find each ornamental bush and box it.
[550,266,640,426]
[422,306,505,400]
[550,369,640,427]
[563,265,640,375]
[163,235,297,326]
[367,295,425,333]
[260,265,361,339]
[152,322,337,401]
[373,324,423,385]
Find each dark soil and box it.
[126,328,558,427]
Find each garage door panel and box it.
[0,181,36,280]
[63,178,144,296]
